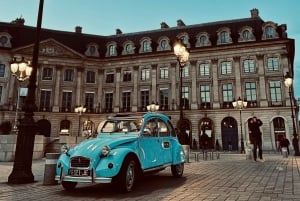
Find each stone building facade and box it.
[0,8,297,152]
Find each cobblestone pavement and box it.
[0,153,300,201]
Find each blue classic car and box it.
[55,112,185,192]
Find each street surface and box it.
[0,153,300,201]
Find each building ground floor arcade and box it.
[0,107,297,153]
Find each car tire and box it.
[62,181,77,191]
[116,157,136,193]
[171,163,184,177]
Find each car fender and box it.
[95,147,139,178]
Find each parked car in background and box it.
[55,112,185,192]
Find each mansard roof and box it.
[0,11,291,59]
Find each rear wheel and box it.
[171,163,184,177]
[115,157,136,192]
[62,181,77,191]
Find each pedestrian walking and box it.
[280,136,290,155]
[249,116,263,162]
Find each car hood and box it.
[69,135,138,158]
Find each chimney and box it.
[116,28,122,35]
[11,17,25,25]
[160,22,169,29]
[75,26,82,33]
[250,8,259,18]
[177,19,185,27]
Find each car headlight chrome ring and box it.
[101,145,111,157]
[60,144,70,154]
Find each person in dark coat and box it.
[249,116,263,162]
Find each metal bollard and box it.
[182,145,190,163]
[43,153,60,185]
[282,147,288,158]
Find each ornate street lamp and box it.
[75,105,86,137]
[8,0,44,184]
[173,38,189,143]
[147,101,159,112]
[284,72,300,156]
[10,57,32,132]
[232,97,247,153]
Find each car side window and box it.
[143,118,157,137]
[158,118,169,137]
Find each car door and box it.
[139,118,161,169]
[157,118,172,165]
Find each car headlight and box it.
[101,145,111,157]
[60,144,70,154]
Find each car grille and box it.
[70,156,91,168]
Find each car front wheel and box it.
[116,157,136,192]
[171,163,184,177]
[62,181,77,191]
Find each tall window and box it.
[269,81,282,106]
[160,67,168,79]
[267,57,279,72]
[64,69,74,81]
[182,86,189,109]
[141,68,150,81]
[123,71,132,82]
[160,88,169,110]
[243,59,255,73]
[199,63,209,77]
[0,64,5,77]
[106,73,114,83]
[141,90,149,111]
[182,66,189,77]
[142,40,151,52]
[221,61,232,75]
[42,67,53,80]
[105,93,113,112]
[222,83,233,108]
[85,92,94,112]
[122,92,131,112]
[39,89,51,111]
[200,85,211,108]
[86,71,95,83]
[245,82,257,107]
[0,86,2,102]
[220,31,229,43]
[61,91,72,112]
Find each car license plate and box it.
[69,169,90,177]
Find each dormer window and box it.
[85,43,99,57]
[262,23,278,40]
[105,42,117,57]
[109,45,116,56]
[0,33,12,48]
[266,26,275,39]
[122,41,135,55]
[142,40,151,52]
[217,28,232,45]
[220,31,229,43]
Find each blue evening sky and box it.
[1,0,300,96]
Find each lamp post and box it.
[284,72,300,156]
[232,97,247,154]
[75,105,86,137]
[8,0,44,184]
[173,38,189,143]
[10,57,32,133]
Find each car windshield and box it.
[100,117,143,134]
